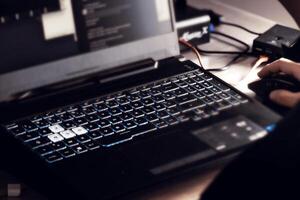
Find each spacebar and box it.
[101,123,157,147]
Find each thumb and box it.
[270,90,300,108]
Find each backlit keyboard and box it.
[3,70,248,163]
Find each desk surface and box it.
[2,0,297,199]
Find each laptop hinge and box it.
[10,58,158,102]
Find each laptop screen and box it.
[0,0,173,74]
[0,0,179,102]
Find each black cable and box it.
[196,48,253,56]
[198,31,251,72]
[220,21,263,36]
[212,31,250,49]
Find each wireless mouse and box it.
[249,73,300,101]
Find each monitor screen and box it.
[0,0,173,75]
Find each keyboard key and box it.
[153,103,166,111]
[95,103,108,111]
[123,120,137,129]
[176,94,197,105]
[39,128,52,137]
[174,88,188,97]
[139,91,151,99]
[176,80,188,88]
[47,116,62,124]
[48,133,64,143]
[49,124,64,133]
[68,110,85,118]
[228,97,241,106]
[146,114,159,122]
[185,86,197,93]
[201,81,213,88]
[194,91,205,98]
[72,127,88,135]
[98,110,111,119]
[44,152,63,163]
[59,148,76,158]
[162,92,175,100]
[57,113,73,121]
[111,124,126,133]
[131,102,144,109]
[164,116,179,125]
[209,79,230,91]
[109,116,122,125]
[61,121,76,129]
[185,78,196,85]
[108,107,122,116]
[120,104,133,112]
[127,94,140,102]
[50,142,66,151]
[65,138,79,147]
[131,109,145,117]
[88,130,103,139]
[180,99,205,112]
[152,95,165,103]
[85,114,99,122]
[200,73,213,81]
[141,98,155,106]
[117,97,130,105]
[100,127,114,136]
[27,137,51,149]
[150,88,162,96]
[163,100,177,108]
[161,83,178,92]
[9,126,26,136]
[101,123,156,147]
[157,110,169,119]
[82,106,97,115]
[142,106,155,115]
[166,107,180,116]
[85,141,100,150]
[21,121,38,132]
[33,119,49,128]
[211,86,221,93]
[193,83,204,91]
[83,123,99,131]
[120,113,133,121]
[213,100,232,111]
[202,89,213,96]
[153,119,168,128]
[98,119,111,128]
[17,131,40,142]
[34,145,54,156]
[72,145,88,154]
[227,90,248,103]
[76,135,91,143]
[73,117,88,126]
[106,100,119,108]
[60,130,76,139]
[134,117,148,125]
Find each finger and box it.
[270,90,300,108]
[258,58,300,80]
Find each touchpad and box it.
[192,116,267,152]
[123,130,215,175]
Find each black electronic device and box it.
[248,74,300,115]
[249,74,300,100]
[252,25,300,61]
[0,0,280,199]
[174,0,211,51]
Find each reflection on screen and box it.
[0,0,172,74]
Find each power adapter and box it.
[252,25,300,62]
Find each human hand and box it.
[258,58,300,108]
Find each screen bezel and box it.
[0,0,179,102]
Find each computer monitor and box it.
[0,0,179,102]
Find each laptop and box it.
[0,0,280,199]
